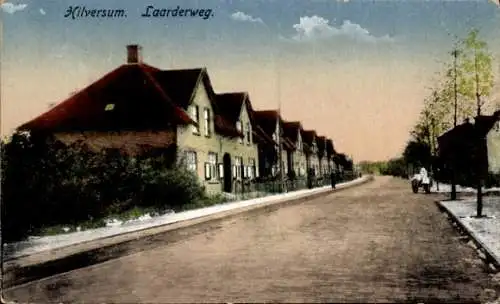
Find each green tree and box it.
[458,28,494,117]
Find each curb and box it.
[4,175,374,289]
[435,200,500,271]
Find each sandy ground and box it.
[4,176,499,303]
[4,178,365,261]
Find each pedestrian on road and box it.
[330,170,336,189]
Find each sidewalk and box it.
[431,183,500,194]
[438,198,500,269]
[4,176,370,262]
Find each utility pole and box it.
[474,46,484,217]
[0,12,5,303]
[450,48,459,200]
[275,21,285,193]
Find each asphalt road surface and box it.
[5,177,499,303]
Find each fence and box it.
[225,171,359,202]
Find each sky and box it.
[1,0,500,162]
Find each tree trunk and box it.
[477,178,483,217]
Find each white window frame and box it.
[185,151,197,172]
[236,121,243,144]
[203,108,211,137]
[249,158,256,180]
[234,156,243,180]
[191,105,200,134]
[218,163,224,178]
[246,122,251,145]
[205,152,217,181]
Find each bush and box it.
[1,132,207,242]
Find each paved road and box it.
[5,177,499,303]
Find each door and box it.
[223,153,232,193]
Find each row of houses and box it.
[18,45,350,194]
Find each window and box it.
[105,104,115,111]
[246,122,251,144]
[249,158,256,179]
[234,156,243,179]
[205,152,217,180]
[191,105,200,134]
[185,151,197,172]
[203,108,211,136]
[236,121,242,143]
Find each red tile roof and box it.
[18,63,244,138]
[18,63,194,132]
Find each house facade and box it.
[437,111,500,186]
[326,139,337,173]
[283,121,308,177]
[302,130,320,176]
[174,72,260,194]
[253,110,293,178]
[316,135,329,176]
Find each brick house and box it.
[18,44,261,194]
[437,111,500,186]
[316,135,329,176]
[253,110,295,178]
[326,138,337,172]
[283,121,308,178]
[302,130,320,176]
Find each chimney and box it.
[126,44,142,64]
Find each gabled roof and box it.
[151,67,242,138]
[326,139,336,156]
[438,111,500,156]
[316,135,327,156]
[253,110,283,136]
[283,121,302,142]
[253,125,277,146]
[17,63,244,138]
[151,68,205,109]
[18,63,194,132]
[215,92,246,124]
[302,130,317,145]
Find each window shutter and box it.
[232,165,237,178]
[205,163,211,180]
[218,164,224,178]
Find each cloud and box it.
[39,8,46,15]
[230,11,264,24]
[0,2,27,14]
[291,15,394,43]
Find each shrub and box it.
[1,132,207,242]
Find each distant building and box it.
[437,111,500,186]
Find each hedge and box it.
[1,132,206,243]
